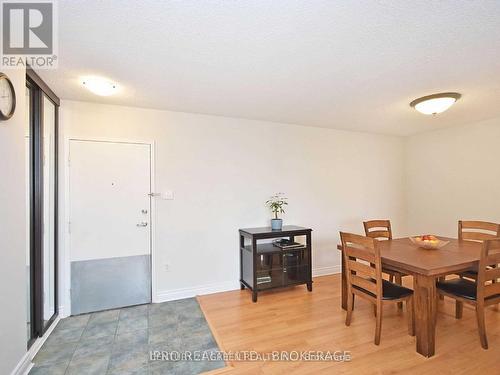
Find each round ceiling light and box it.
[410,92,461,115]
[82,77,117,96]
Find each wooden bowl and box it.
[409,236,449,250]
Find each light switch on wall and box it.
[161,191,174,200]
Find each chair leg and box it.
[395,274,402,285]
[373,304,377,317]
[346,293,353,326]
[438,277,445,300]
[475,305,488,349]
[396,274,403,309]
[456,301,463,319]
[374,302,382,345]
[407,297,415,336]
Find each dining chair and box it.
[340,232,414,345]
[437,238,500,349]
[364,220,408,309]
[458,220,500,280]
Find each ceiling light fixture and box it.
[410,92,461,115]
[82,77,117,96]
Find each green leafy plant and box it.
[266,193,288,219]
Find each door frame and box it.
[62,137,157,316]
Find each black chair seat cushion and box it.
[460,269,478,278]
[459,266,494,279]
[437,278,500,301]
[353,279,413,300]
[437,278,477,300]
[460,266,494,280]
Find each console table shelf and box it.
[239,225,313,302]
[242,243,306,255]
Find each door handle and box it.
[136,222,148,227]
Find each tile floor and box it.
[29,298,225,374]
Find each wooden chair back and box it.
[340,232,382,300]
[363,220,392,240]
[477,239,500,301]
[458,220,500,242]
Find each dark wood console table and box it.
[239,226,313,302]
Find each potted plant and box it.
[266,193,288,230]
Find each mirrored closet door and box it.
[26,68,59,347]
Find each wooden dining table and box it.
[337,237,482,357]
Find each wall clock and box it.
[0,72,16,121]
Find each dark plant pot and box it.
[271,218,283,231]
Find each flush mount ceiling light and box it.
[82,77,117,96]
[410,92,461,115]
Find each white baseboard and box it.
[154,265,341,303]
[154,280,240,303]
[10,316,60,375]
[312,265,341,277]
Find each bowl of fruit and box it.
[409,235,449,250]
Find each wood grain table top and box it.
[338,237,482,277]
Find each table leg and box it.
[413,274,437,357]
[341,251,347,310]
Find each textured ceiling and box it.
[39,1,500,136]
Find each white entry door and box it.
[69,140,152,314]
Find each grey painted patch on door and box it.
[71,255,151,315]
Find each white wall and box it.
[0,68,27,374]
[60,100,406,306]
[405,117,500,237]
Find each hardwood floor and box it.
[198,274,500,374]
